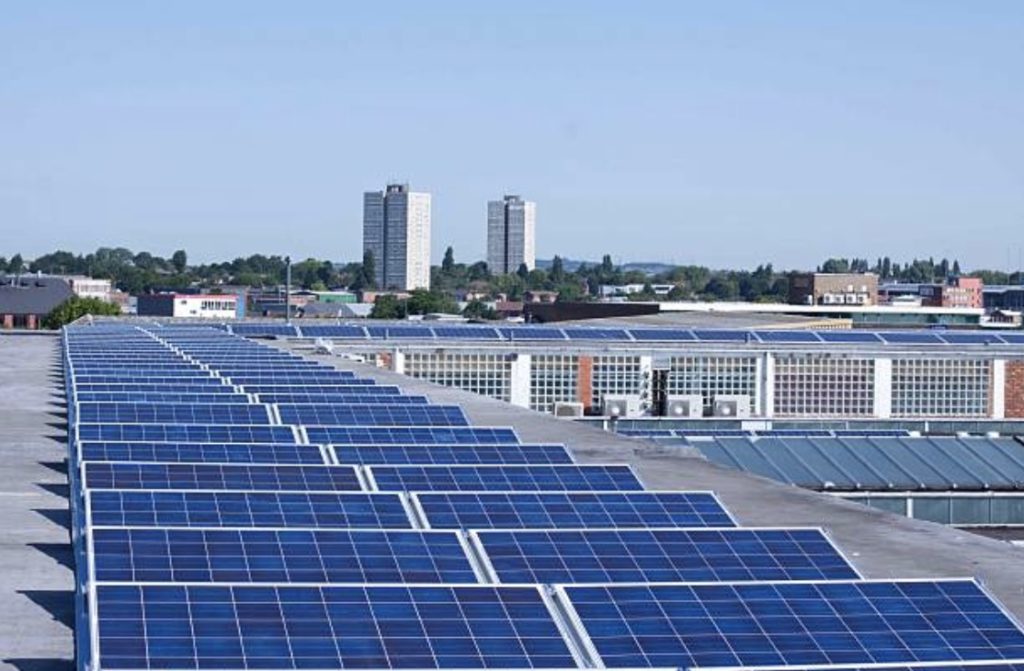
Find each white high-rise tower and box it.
[363,183,432,290]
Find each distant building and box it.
[137,294,240,319]
[487,195,536,275]
[984,285,1024,313]
[363,183,431,291]
[0,275,74,329]
[599,283,675,299]
[63,276,113,301]
[789,273,878,306]
[880,277,984,309]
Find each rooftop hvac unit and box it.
[663,394,704,419]
[712,395,751,419]
[313,338,335,355]
[602,395,642,419]
[553,402,584,419]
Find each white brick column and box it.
[392,349,405,375]
[510,353,531,409]
[874,357,892,418]
[760,353,774,418]
[992,359,1006,419]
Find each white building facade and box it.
[363,184,432,291]
[487,195,535,275]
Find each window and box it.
[774,354,874,417]
[591,355,644,407]
[668,355,757,412]
[892,358,990,417]
[404,351,512,402]
[530,355,578,413]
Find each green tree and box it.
[369,294,404,319]
[516,263,530,281]
[406,289,459,315]
[360,249,377,289]
[8,253,24,274]
[43,296,121,329]
[171,249,188,274]
[549,255,566,285]
[462,299,497,320]
[441,246,456,274]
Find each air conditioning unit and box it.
[602,395,642,419]
[712,395,751,419]
[663,394,704,418]
[553,402,584,419]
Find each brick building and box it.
[789,273,879,306]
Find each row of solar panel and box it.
[220,321,1024,346]
[76,423,524,444]
[81,463,645,492]
[75,402,470,426]
[89,526,858,584]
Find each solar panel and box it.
[91,528,479,583]
[72,383,230,393]
[496,326,567,340]
[255,393,428,405]
[627,328,697,342]
[94,584,581,670]
[365,325,435,339]
[432,326,501,340]
[755,330,823,343]
[332,443,574,465]
[879,331,945,344]
[414,491,736,529]
[77,423,297,444]
[473,527,859,584]
[999,333,1024,345]
[692,329,755,342]
[241,381,382,393]
[367,464,644,492]
[298,325,367,338]
[939,332,1006,345]
[230,324,299,336]
[562,328,631,341]
[817,330,884,343]
[78,442,326,465]
[560,580,1024,669]
[87,491,413,528]
[73,392,249,404]
[278,404,469,427]
[305,426,520,445]
[76,402,272,425]
[83,463,363,492]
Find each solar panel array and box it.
[64,324,1024,671]
[213,320,1024,348]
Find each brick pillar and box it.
[1,314,12,329]
[26,314,37,330]
[577,356,594,412]
[1006,361,1024,418]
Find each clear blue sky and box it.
[2,1,1022,269]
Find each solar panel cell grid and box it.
[306,426,521,445]
[78,442,326,465]
[87,491,414,528]
[332,443,574,465]
[83,463,363,492]
[277,404,469,427]
[473,528,858,584]
[76,403,271,425]
[77,423,297,444]
[368,464,644,492]
[414,491,736,529]
[561,580,1024,670]
[94,584,580,670]
[91,528,479,584]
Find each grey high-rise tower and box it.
[363,183,432,290]
[487,195,536,275]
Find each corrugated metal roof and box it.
[694,436,1024,491]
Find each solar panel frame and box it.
[76,402,273,425]
[76,423,299,444]
[305,425,521,445]
[89,528,484,584]
[85,490,416,529]
[277,403,469,427]
[412,490,738,529]
[330,443,575,465]
[366,463,645,492]
[470,527,861,584]
[78,441,328,465]
[82,462,364,492]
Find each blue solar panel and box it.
[496,327,567,340]
[879,331,945,344]
[76,403,272,425]
[432,326,502,340]
[627,328,697,341]
[474,528,858,584]
[78,442,326,464]
[91,529,478,583]
[562,580,1024,669]
[999,333,1024,345]
[755,330,823,343]
[74,393,249,404]
[365,325,435,339]
[77,423,297,444]
[333,443,574,465]
[83,463,363,492]
[306,426,520,445]
[818,330,884,343]
[256,393,426,405]
[87,491,413,528]
[298,325,367,338]
[94,584,580,670]
[562,328,631,341]
[230,324,299,336]
[692,329,755,342]
[73,383,230,394]
[226,374,364,385]
[414,491,735,529]
[278,404,469,427]
[241,381,382,393]
[368,464,644,492]
[939,332,1006,345]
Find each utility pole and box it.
[285,256,292,325]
